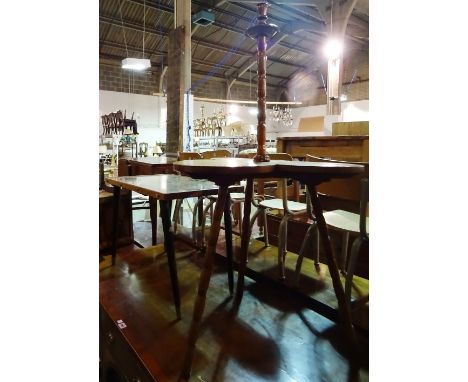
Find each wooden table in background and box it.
[277,135,369,162]
[173,157,364,381]
[119,156,176,176]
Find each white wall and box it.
[99,90,167,146]
[279,100,369,136]
[341,100,369,122]
[99,90,369,145]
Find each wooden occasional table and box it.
[127,156,176,175]
[117,157,177,245]
[107,174,239,320]
[173,158,365,381]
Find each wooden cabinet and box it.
[99,190,133,251]
[332,121,369,136]
[276,135,369,162]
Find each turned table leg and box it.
[307,184,358,349]
[234,178,254,307]
[223,193,234,295]
[111,185,121,266]
[149,197,158,246]
[179,185,230,381]
[159,200,181,320]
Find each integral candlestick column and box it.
[246,2,279,163]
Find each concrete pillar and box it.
[166,0,191,154]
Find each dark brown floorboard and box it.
[100,218,369,382]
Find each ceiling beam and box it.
[222,1,366,46]
[100,14,306,70]
[99,40,227,69]
[225,18,324,87]
[100,40,289,81]
[225,0,324,23]
[126,0,322,55]
[99,54,284,89]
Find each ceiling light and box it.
[324,39,343,60]
[122,58,151,71]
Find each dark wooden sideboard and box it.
[118,157,176,176]
[99,190,133,251]
[277,135,369,162]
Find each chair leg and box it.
[340,232,350,275]
[172,199,183,234]
[238,202,243,236]
[314,227,320,267]
[192,197,204,244]
[243,206,260,263]
[201,199,216,249]
[248,207,261,238]
[262,208,269,247]
[179,200,184,226]
[345,237,368,304]
[277,214,289,280]
[294,222,317,287]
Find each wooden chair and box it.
[201,149,231,159]
[294,155,369,288]
[177,152,202,161]
[244,153,308,280]
[345,178,369,305]
[196,150,239,247]
[138,142,148,157]
[173,152,204,241]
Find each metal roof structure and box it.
[99,0,368,100]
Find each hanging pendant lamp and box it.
[120,0,151,71]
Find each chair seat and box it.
[259,198,307,212]
[230,192,245,201]
[208,192,245,201]
[324,209,369,233]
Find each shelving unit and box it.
[194,135,248,156]
[193,135,277,156]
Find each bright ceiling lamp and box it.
[119,0,151,71]
[324,39,343,60]
[122,58,151,71]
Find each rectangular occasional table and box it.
[127,156,177,175]
[173,157,365,380]
[106,174,240,319]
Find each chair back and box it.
[306,154,369,213]
[178,151,202,160]
[138,142,148,157]
[242,152,298,201]
[269,153,293,161]
[202,149,232,159]
[236,151,255,159]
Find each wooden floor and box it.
[100,219,369,382]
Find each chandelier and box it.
[194,105,227,137]
[271,105,293,127]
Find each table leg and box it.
[307,184,358,349]
[111,185,121,266]
[234,178,253,307]
[159,200,181,320]
[223,193,234,295]
[180,185,229,381]
[149,197,158,246]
